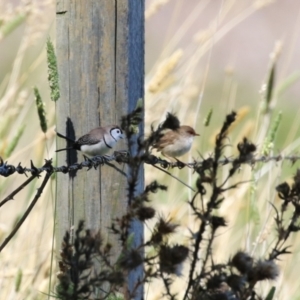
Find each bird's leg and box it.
[83,154,93,162]
[162,154,189,169]
[173,157,187,169]
[159,153,172,168]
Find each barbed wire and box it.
[0,152,125,177]
[1,151,300,178]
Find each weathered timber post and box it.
[56,1,144,298]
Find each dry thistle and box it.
[151,217,178,244]
[231,251,254,275]
[118,249,143,270]
[136,206,156,221]
[248,259,279,283]
[159,244,189,275]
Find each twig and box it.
[0,174,38,207]
[161,272,176,300]
[151,164,195,192]
[104,161,127,177]
[183,209,208,300]
[183,111,237,300]
[0,171,52,252]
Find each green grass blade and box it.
[262,111,282,155]
[0,14,26,38]
[34,87,47,133]
[15,268,23,292]
[265,286,276,300]
[46,38,60,102]
[276,71,300,97]
[266,63,275,106]
[203,108,213,126]
[4,126,25,158]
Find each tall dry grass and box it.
[0,0,55,299]
[144,1,300,299]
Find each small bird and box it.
[152,113,200,158]
[56,125,124,156]
[153,126,199,158]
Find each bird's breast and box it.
[80,142,110,156]
[162,136,194,157]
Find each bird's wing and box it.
[76,134,101,146]
[153,130,176,151]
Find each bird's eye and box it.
[117,130,120,134]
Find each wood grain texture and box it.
[56,0,144,298]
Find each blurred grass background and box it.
[0,0,300,299]
[0,0,55,299]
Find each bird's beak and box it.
[194,133,200,136]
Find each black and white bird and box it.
[56,125,124,157]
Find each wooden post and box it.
[56,1,144,298]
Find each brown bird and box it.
[153,126,199,158]
[152,113,199,158]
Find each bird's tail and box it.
[55,147,74,153]
[55,130,75,143]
